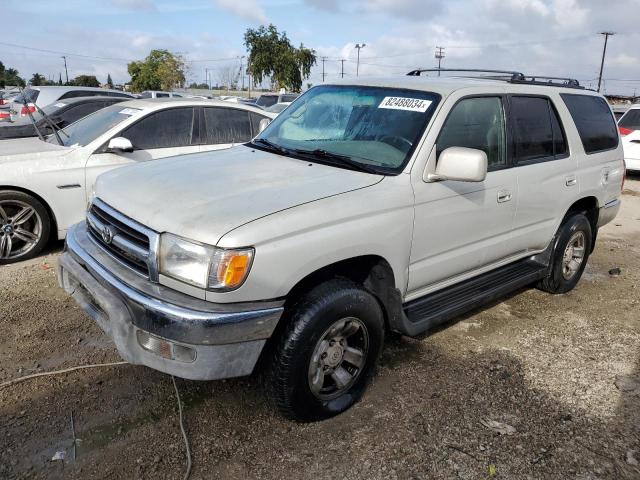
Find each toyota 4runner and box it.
[57,70,624,421]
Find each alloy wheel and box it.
[562,231,586,280]
[0,200,42,261]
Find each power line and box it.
[0,40,131,62]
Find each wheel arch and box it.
[283,255,402,333]
[0,185,59,240]
[563,196,599,252]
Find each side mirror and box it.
[258,118,271,133]
[107,137,134,153]
[428,147,487,182]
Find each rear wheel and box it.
[0,191,51,265]
[270,279,384,421]
[537,213,592,294]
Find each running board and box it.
[399,259,548,337]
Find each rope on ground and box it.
[171,375,192,480]
[0,361,129,389]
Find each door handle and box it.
[497,190,512,203]
[565,175,577,187]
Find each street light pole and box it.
[238,56,246,92]
[355,43,366,77]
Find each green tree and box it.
[71,75,100,87]
[107,73,114,89]
[30,73,47,86]
[127,49,185,92]
[244,24,316,92]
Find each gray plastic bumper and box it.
[57,222,284,381]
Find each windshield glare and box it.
[46,104,140,147]
[256,85,439,173]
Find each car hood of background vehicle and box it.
[0,136,69,163]
[96,145,383,246]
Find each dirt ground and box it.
[1,178,640,480]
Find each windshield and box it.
[46,104,140,147]
[620,109,640,130]
[255,85,440,174]
[12,88,39,105]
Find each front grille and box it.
[87,199,155,278]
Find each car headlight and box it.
[159,233,254,291]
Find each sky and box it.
[1,0,639,95]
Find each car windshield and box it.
[620,109,640,130]
[12,88,39,105]
[254,85,440,174]
[46,104,141,147]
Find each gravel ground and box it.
[1,178,639,480]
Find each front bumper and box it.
[57,222,284,380]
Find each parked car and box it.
[8,86,133,119]
[138,91,184,99]
[619,105,640,172]
[0,99,274,263]
[0,96,129,140]
[264,102,292,114]
[57,73,623,421]
[612,104,631,121]
[255,92,299,108]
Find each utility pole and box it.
[238,56,246,92]
[597,32,614,93]
[435,46,445,76]
[248,57,252,99]
[321,56,327,82]
[340,59,345,78]
[61,56,69,84]
[355,43,366,77]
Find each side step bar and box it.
[398,259,548,337]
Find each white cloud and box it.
[213,0,268,23]
[108,0,157,11]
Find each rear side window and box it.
[619,109,640,130]
[59,102,108,125]
[256,95,278,108]
[155,93,170,98]
[560,94,618,154]
[510,96,567,163]
[13,88,39,104]
[281,94,298,102]
[203,107,252,144]
[436,96,507,169]
[249,112,270,136]
[122,107,195,149]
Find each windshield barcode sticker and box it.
[378,97,432,112]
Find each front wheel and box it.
[270,279,385,421]
[0,190,51,265]
[537,213,592,294]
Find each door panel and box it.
[409,169,517,294]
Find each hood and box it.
[96,145,383,245]
[0,136,69,162]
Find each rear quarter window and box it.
[560,94,618,154]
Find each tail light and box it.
[619,126,633,136]
[20,103,36,116]
[0,99,7,106]
[0,111,10,120]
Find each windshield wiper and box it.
[31,102,67,144]
[291,148,381,174]
[250,138,294,156]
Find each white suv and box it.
[57,71,624,421]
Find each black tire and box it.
[270,279,385,422]
[0,190,51,265]
[537,213,592,294]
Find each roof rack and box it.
[406,68,583,89]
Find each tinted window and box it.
[280,94,298,102]
[436,96,506,168]
[140,91,152,98]
[256,95,278,107]
[59,102,108,126]
[123,107,195,149]
[511,96,567,162]
[155,93,170,98]
[561,94,618,153]
[619,109,640,130]
[203,107,252,144]
[12,88,39,104]
[59,90,100,100]
[249,112,270,136]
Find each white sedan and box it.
[0,98,274,264]
[619,105,640,173]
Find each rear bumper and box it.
[625,156,640,172]
[57,222,284,380]
[597,198,621,228]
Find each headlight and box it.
[159,233,254,291]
